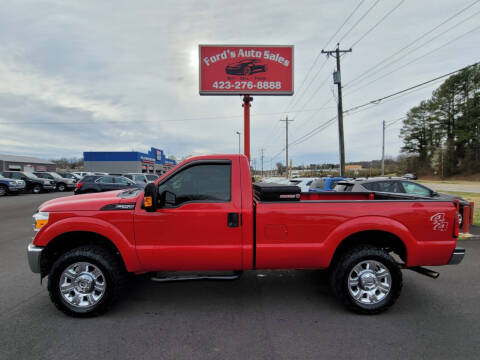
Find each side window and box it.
[401,181,431,196]
[97,176,114,184]
[157,164,231,206]
[114,177,130,184]
[328,180,340,189]
[134,175,146,182]
[11,173,22,180]
[312,179,326,189]
[362,182,379,191]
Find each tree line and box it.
[400,63,480,177]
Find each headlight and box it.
[9,181,16,185]
[33,212,49,232]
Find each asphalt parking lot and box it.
[1,192,479,360]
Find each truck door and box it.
[134,160,243,271]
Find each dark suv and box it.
[334,177,471,227]
[34,172,75,192]
[2,171,56,194]
[74,175,140,195]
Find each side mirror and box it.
[431,190,438,197]
[143,182,157,212]
[159,190,176,207]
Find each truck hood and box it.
[39,189,142,212]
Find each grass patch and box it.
[442,191,480,226]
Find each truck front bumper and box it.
[448,247,465,265]
[27,243,44,273]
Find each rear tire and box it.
[48,245,129,317]
[329,245,402,314]
[32,184,42,194]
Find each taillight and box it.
[469,202,475,225]
[75,182,82,189]
[453,199,460,238]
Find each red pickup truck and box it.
[28,154,465,317]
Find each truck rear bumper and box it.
[27,243,44,273]
[448,247,465,265]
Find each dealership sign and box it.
[199,45,293,95]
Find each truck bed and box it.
[254,194,458,270]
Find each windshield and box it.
[23,172,38,179]
[50,172,63,179]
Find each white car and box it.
[289,177,318,192]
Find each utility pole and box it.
[280,116,294,178]
[235,131,241,154]
[381,120,385,176]
[260,148,265,177]
[322,43,352,177]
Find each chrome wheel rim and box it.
[348,260,391,305]
[59,262,106,309]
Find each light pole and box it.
[235,131,241,154]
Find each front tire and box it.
[0,185,7,196]
[329,246,402,314]
[48,245,129,317]
[32,184,42,194]
[57,183,66,192]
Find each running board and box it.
[151,271,243,283]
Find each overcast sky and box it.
[0,0,479,168]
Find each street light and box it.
[235,131,241,154]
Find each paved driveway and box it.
[1,192,479,360]
[421,181,480,194]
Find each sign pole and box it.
[242,95,253,163]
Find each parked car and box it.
[123,173,158,184]
[28,154,465,317]
[309,177,345,192]
[261,177,291,185]
[225,59,267,76]
[2,171,55,193]
[0,173,25,196]
[145,173,159,182]
[74,175,141,195]
[289,177,317,192]
[334,178,471,228]
[58,172,81,182]
[71,171,93,178]
[34,172,76,192]
[403,173,418,180]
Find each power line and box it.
[344,0,480,88]
[0,106,336,125]
[270,61,479,157]
[345,24,480,97]
[338,0,380,43]
[344,61,480,115]
[282,0,366,115]
[349,0,405,48]
[385,116,406,128]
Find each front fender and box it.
[34,216,142,272]
[322,216,417,267]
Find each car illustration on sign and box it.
[225,59,267,76]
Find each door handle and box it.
[227,213,239,228]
